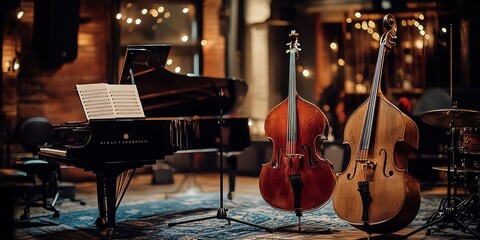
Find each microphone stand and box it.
[167,88,273,233]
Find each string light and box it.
[329,42,337,50]
[117,6,197,84]
[16,10,24,19]
[361,21,368,30]
[13,59,20,71]
[150,9,159,17]
[348,14,429,42]
[302,69,310,77]
[368,20,375,28]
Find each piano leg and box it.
[95,175,107,227]
[227,155,237,200]
[105,176,117,228]
[95,174,117,229]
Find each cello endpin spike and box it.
[297,216,301,232]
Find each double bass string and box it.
[356,42,387,182]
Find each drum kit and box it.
[409,107,480,238]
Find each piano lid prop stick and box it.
[129,68,135,85]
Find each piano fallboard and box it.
[38,117,250,171]
[38,119,171,170]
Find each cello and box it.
[332,14,421,235]
[259,30,336,228]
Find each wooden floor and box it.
[17,171,480,239]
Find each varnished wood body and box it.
[332,95,421,233]
[259,95,337,212]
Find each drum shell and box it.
[458,128,480,155]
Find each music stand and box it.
[167,89,273,233]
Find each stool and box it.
[13,159,60,220]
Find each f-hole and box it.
[273,146,285,169]
[301,144,317,167]
[381,149,393,177]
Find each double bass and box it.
[332,14,421,234]
[259,31,336,228]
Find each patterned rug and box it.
[13,192,457,239]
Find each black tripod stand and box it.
[403,119,480,239]
[167,89,273,233]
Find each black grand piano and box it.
[38,44,250,229]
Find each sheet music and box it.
[76,83,145,120]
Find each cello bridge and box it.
[285,154,305,169]
[285,153,304,159]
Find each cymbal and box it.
[432,166,480,173]
[420,108,480,128]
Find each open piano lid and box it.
[118,44,248,117]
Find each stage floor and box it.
[15,171,480,239]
